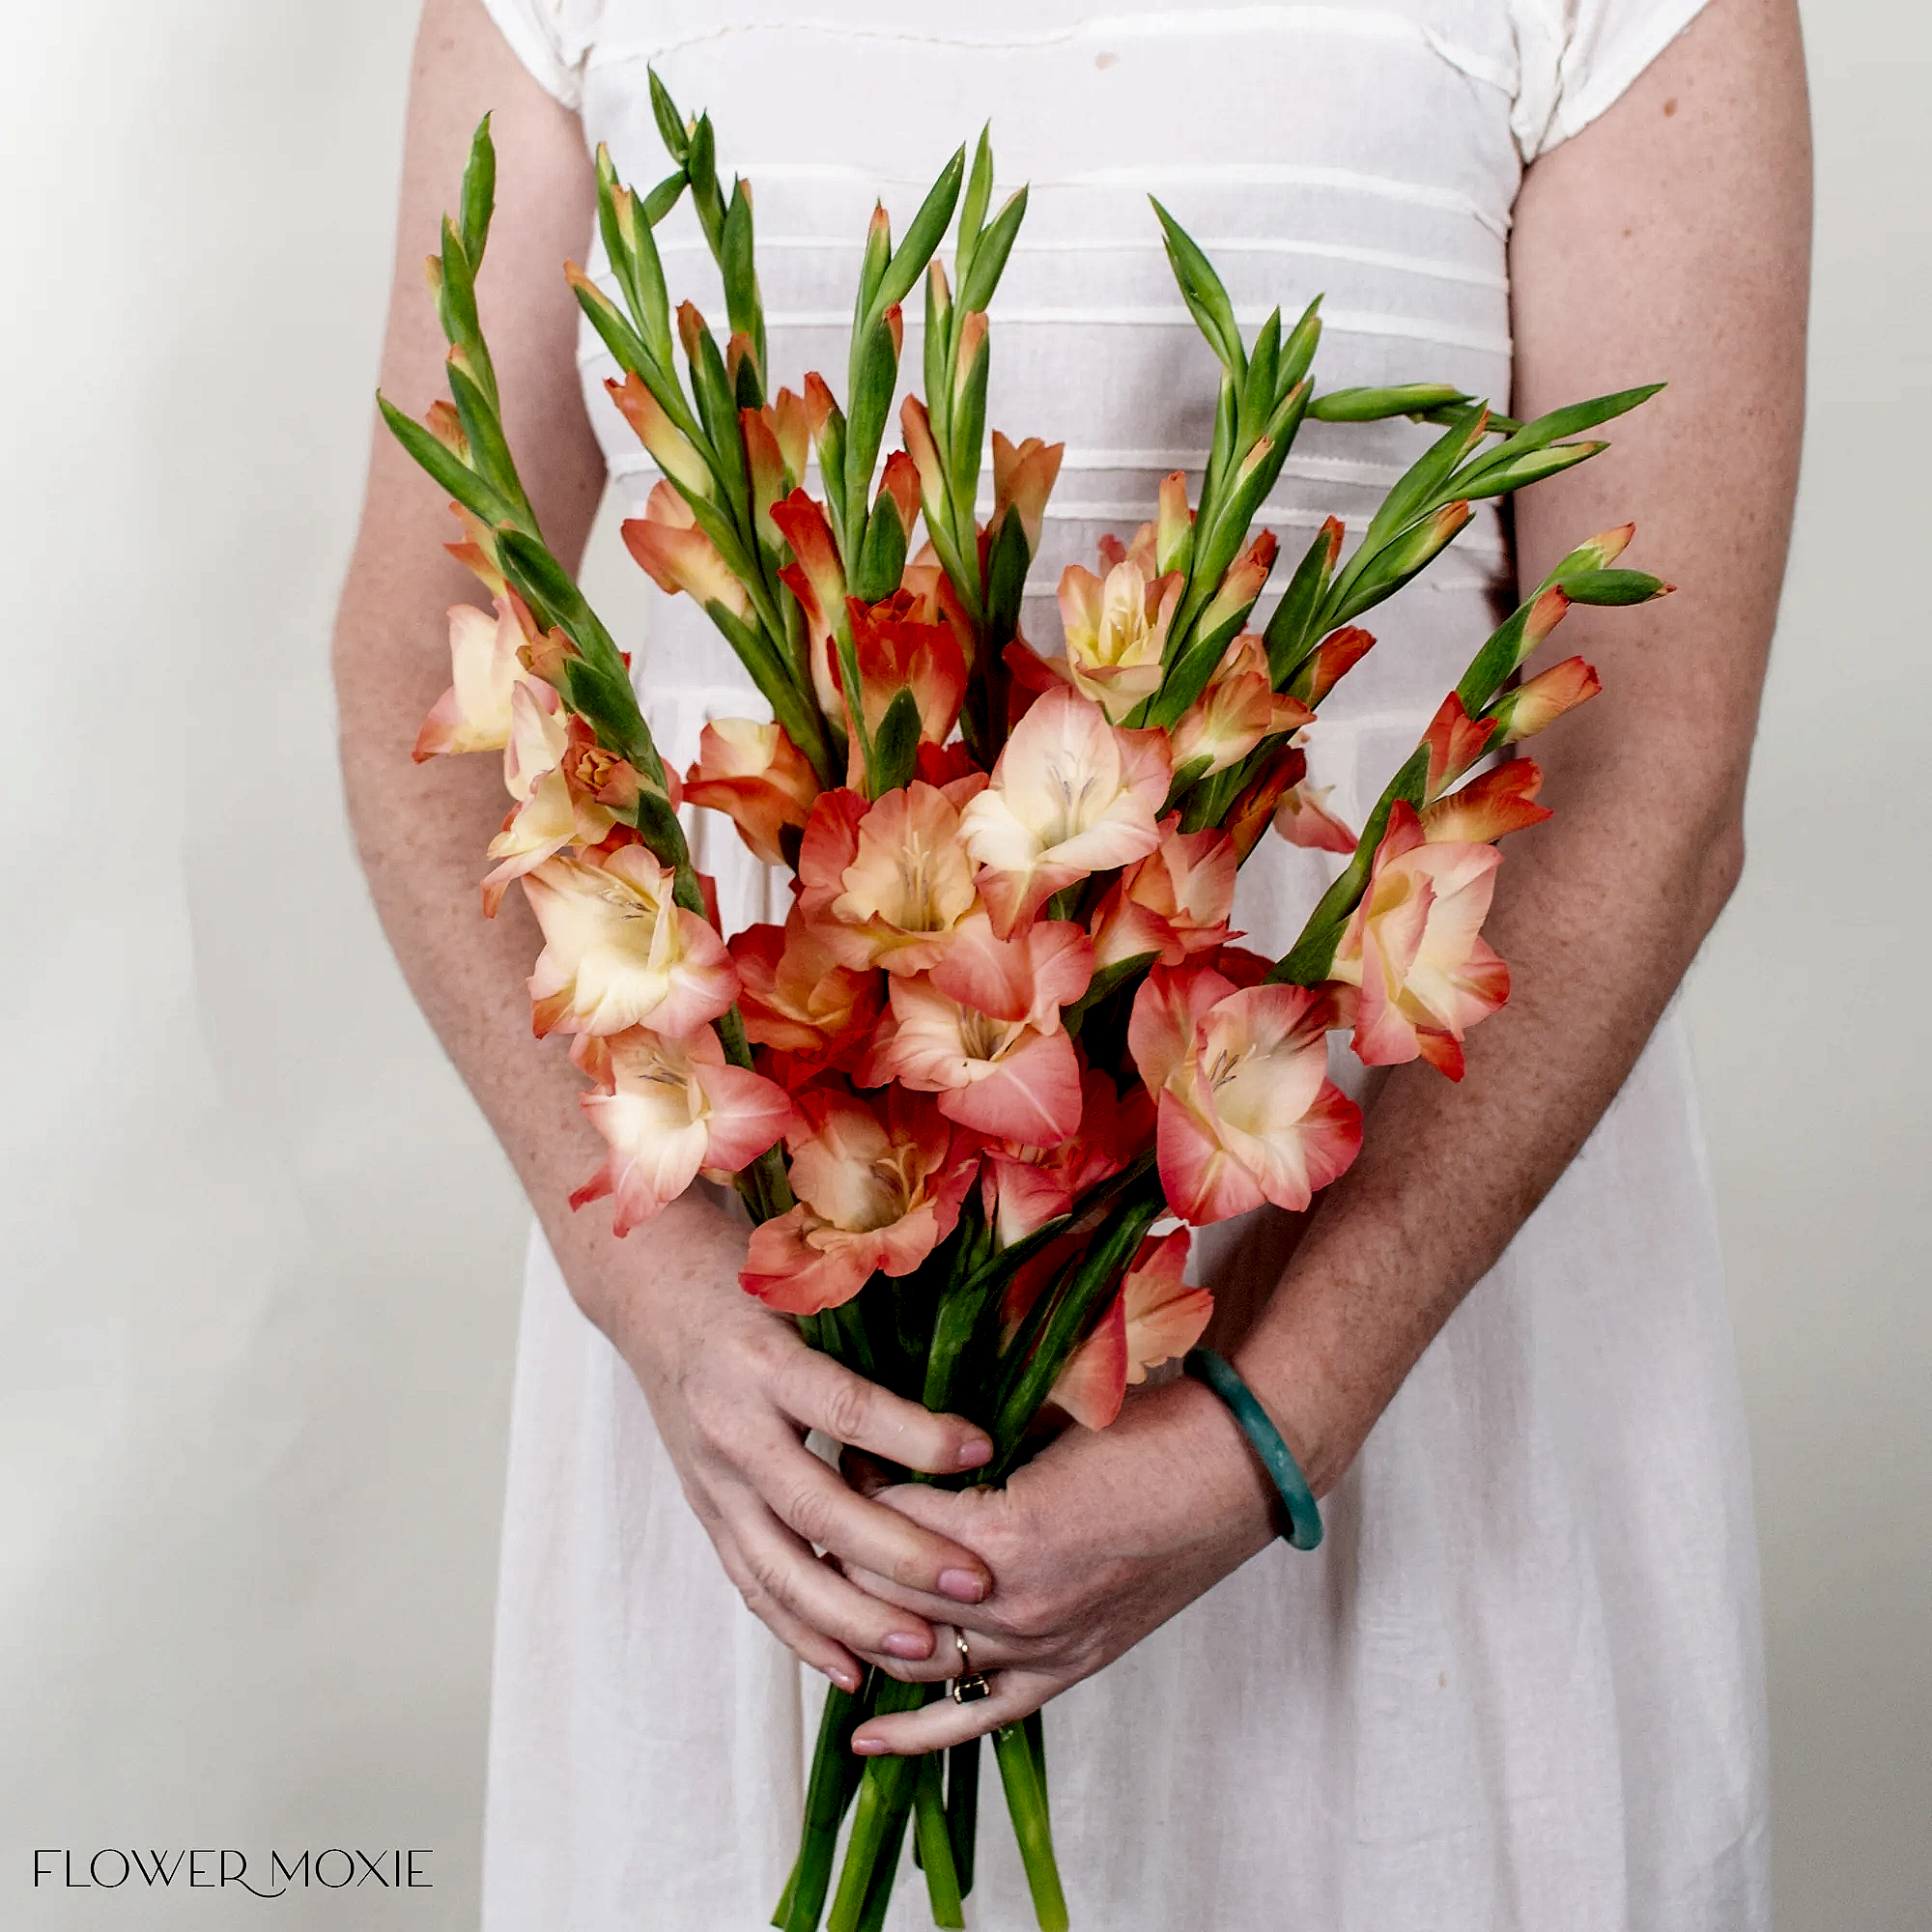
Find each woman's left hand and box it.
[841,1374,1281,1756]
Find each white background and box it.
[2,2,1924,1925]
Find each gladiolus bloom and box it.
[1169,632,1313,779]
[1274,781,1357,854]
[861,917,1094,1144]
[730,911,884,1075]
[844,591,969,755]
[1129,965,1361,1225]
[481,685,620,915]
[740,1089,979,1315]
[798,781,984,974]
[604,369,713,499]
[1420,758,1551,844]
[1327,802,1510,1079]
[959,685,1170,935]
[1089,818,1238,971]
[980,1067,1153,1246]
[622,480,751,619]
[1051,1231,1213,1430]
[571,1026,795,1236]
[1056,549,1182,723]
[523,843,738,1038]
[415,595,541,761]
[684,719,821,868]
[992,432,1065,554]
[1487,655,1602,745]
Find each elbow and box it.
[1693,807,1747,937]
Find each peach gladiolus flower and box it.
[684,719,821,868]
[622,481,752,619]
[480,684,620,915]
[740,1089,980,1315]
[1169,633,1313,780]
[730,910,884,1077]
[523,842,737,1039]
[603,369,713,498]
[959,685,1170,935]
[1273,781,1357,854]
[1051,1231,1213,1430]
[860,917,1094,1145]
[842,591,969,761]
[1129,965,1361,1225]
[980,1066,1154,1245]
[1327,802,1509,1079]
[1420,758,1550,844]
[1055,547,1182,723]
[414,595,541,761]
[991,431,1065,554]
[798,781,983,975]
[771,490,849,721]
[571,1026,795,1236]
[1088,818,1237,971]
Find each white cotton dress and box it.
[474,4,1770,1928]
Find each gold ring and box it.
[948,1628,991,1705]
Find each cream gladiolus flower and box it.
[413,595,540,761]
[1055,551,1182,723]
[523,843,738,1039]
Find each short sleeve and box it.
[1509,0,1713,159]
[477,0,604,110]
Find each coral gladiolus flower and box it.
[740,1089,979,1315]
[843,591,969,757]
[1274,781,1358,854]
[798,781,983,975]
[730,911,883,1076]
[684,719,821,868]
[480,685,620,915]
[1486,655,1602,745]
[770,490,849,722]
[621,481,752,620]
[861,917,1094,1145]
[991,432,1065,553]
[571,1026,795,1236]
[1327,802,1510,1079]
[523,843,738,1039]
[603,370,713,498]
[959,685,1170,935]
[980,1066,1153,1245]
[414,595,541,761]
[1129,966,1361,1225]
[1051,1231,1213,1430]
[1055,549,1182,723]
[1089,818,1238,971]
[1170,633,1314,779]
[1420,758,1551,844]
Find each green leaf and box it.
[1356,402,1488,554]
[640,168,686,228]
[981,507,1031,655]
[871,688,923,796]
[876,146,965,317]
[722,178,759,345]
[947,321,989,513]
[1451,440,1605,500]
[852,489,909,605]
[444,353,533,528]
[955,125,995,284]
[1276,295,1323,397]
[435,218,497,408]
[1309,383,1469,423]
[1326,501,1470,629]
[377,393,514,526]
[1150,197,1243,379]
[1468,382,1662,468]
[923,260,953,446]
[458,115,496,268]
[955,186,1028,318]
[686,114,725,255]
[842,312,902,540]
[1237,308,1281,450]
[647,69,690,164]
[1263,522,1338,686]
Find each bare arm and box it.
[335,0,997,1692]
[846,0,1809,1752]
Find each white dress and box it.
[475,5,1770,1927]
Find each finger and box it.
[781,1350,993,1479]
[851,1667,1060,1756]
[710,1536,865,1693]
[851,1622,1025,1687]
[730,1506,945,1666]
[759,1437,994,1605]
[838,1559,1023,1638]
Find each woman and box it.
[334,1,1807,1925]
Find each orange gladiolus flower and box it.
[959,685,1170,935]
[1088,817,1238,971]
[622,480,751,619]
[1327,801,1510,1080]
[1273,781,1357,855]
[571,1026,795,1236]
[860,917,1094,1145]
[523,842,738,1039]
[414,594,542,761]
[1129,965,1361,1225]
[684,718,821,868]
[740,1089,980,1315]
[1050,1231,1213,1430]
[841,591,969,768]
[729,910,884,1077]
[797,780,984,975]
[980,1067,1154,1246]
[1169,632,1314,780]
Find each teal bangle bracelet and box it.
[1183,1349,1323,1551]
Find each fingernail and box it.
[937,1568,986,1605]
[852,1735,887,1755]
[823,1664,860,1692]
[953,1435,992,1471]
[882,1631,929,1661]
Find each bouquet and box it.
[383,79,1666,1932]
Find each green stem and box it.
[913,1754,966,1927]
[824,1682,927,1932]
[994,1720,1068,1932]
[946,1737,980,1896]
[777,1679,870,1932]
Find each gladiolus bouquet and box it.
[384,80,1667,1932]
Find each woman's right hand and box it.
[556,1189,996,1691]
